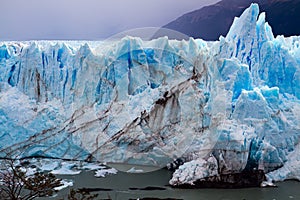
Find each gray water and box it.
[50,165,300,200]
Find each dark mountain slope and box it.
[163,0,300,40]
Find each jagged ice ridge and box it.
[0,4,300,185]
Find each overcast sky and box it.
[0,0,219,40]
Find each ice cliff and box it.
[0,4,300,185]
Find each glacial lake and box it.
[43,164,300,200]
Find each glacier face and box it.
[0,3,300,184]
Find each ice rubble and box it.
[0,3,300,185]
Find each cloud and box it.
[0,0,219,40]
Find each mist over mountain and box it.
[163,0,300,40]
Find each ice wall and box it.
[0,3,300,184]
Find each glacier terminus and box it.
[0,4,300,187]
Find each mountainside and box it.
[1,4,300,186]
[163,0,300,40]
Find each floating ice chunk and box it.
[54,179,73,191]
[94,168,118,178]
[38,159,60,172]
[260,180,276,187]
[81,162,106,171]
[126,167,144,173]
[51,162,81,175]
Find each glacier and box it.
[0,3,300,186]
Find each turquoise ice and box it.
[0,3,299,184]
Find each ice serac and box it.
[0,3,300,186]
[0,38,218,166]
[170,3,300,186]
